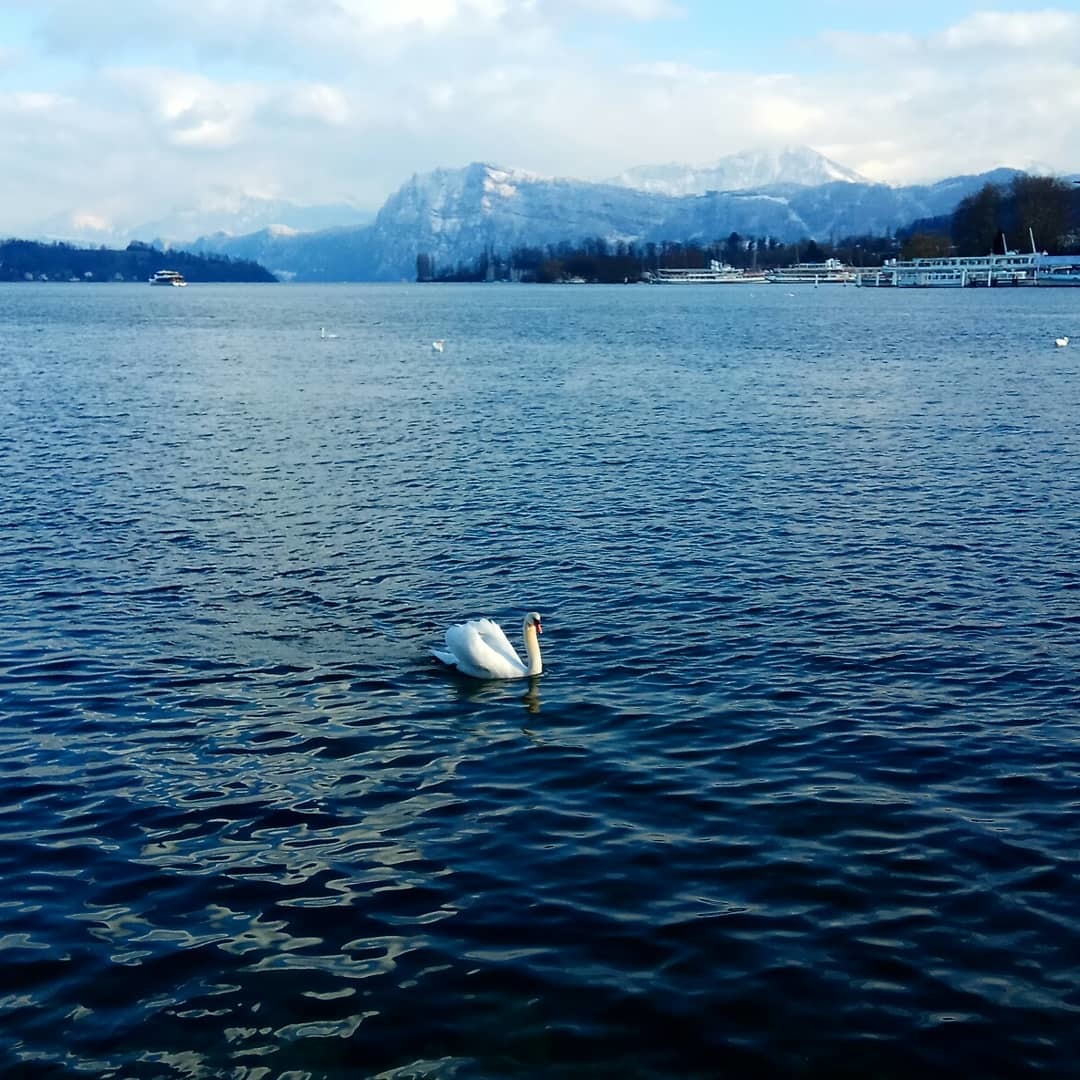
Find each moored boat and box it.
[765,258,855,285]
[885,251,1040,288]
[650,260,766,284]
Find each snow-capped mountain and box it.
[196,163,811,281]
[609,146,870,196]
[192,158,1027,282]
[363,164,679,278]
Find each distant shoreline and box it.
[0,238,277,284]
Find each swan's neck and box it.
[523,624,542,676]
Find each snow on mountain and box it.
[194,158,1030,282]
[363,163,673,275]
[610,145,870,196]
[196,161,805,280]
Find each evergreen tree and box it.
[1009,176,1073,253]
[952,183,1004,255]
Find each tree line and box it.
[416,233,900,284]
[0,239,277,282]
[900,175,1079,258]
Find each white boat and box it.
[765,258,855,285]
[149,269,187,287]
[885,251,1040,288]
[650,260,766,284]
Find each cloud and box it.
[937,10,1080,51]
[101,68,262,150]
[20,0,680,68]
[334,0,513,33]
[817,30,919,62]
[0,4,1078,238]
[819,9,1080,61]
[268,84,351,128]
[565,0,684,17]
[1,90,71,112]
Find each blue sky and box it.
[0,1,1077,240]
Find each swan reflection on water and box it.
[444,673,543,716]
[521,677,542,715]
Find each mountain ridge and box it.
[608,145,870,196]
[188,155,1028,281]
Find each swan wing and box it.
[440,618,527,679]
[468,618,524,665]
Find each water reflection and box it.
[441,670,543,716]
[521,677,542,715]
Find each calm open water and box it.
[1,281,1078,1078]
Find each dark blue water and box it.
[1,282,1078,1077]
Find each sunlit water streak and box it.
[1,282,1078,1077]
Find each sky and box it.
[1,0,1078,239]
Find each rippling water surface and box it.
[1,282,1078,1077]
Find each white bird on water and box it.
[320,326,338,340]
[433,612,543,680]
[1055,335,1069,347]
[432,339,445,352]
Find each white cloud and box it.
[936,10,1080,51]
[566,0,684,17]
[1,90,70,112]
[273,84,351,127]
[334,0,512,32]
[0,4,1078,237]
[817,30,919,62]
[818,11,1080,62]
[102,68,264,150]
[70,211,113,233]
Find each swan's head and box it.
[525,611,542,635]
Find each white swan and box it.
[320,326,338,340]
[433,612,543,679]
[432,339,445,352]
[1055,335,1069,347]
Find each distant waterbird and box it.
[1055,335,1069,347]
[432,339,445,352]
[320,326,338,340]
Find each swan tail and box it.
[432,648,456,667]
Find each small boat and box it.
[149,269,187,287]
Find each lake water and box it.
[1,282,1078,1078]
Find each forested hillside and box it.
[0,240,276,282]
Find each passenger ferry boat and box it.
[149,269,188,287]
[765,258,855,285]
[650,260,766,284]
[883,252,1040,288]
[853,250,1080,288]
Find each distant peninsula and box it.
[0,239,277,283]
